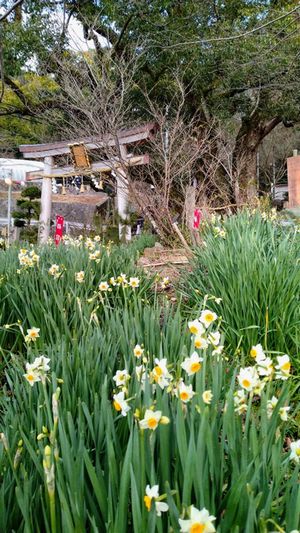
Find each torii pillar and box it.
[116,145,131,241]
[39,156,53,244]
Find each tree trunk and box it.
[232,115,281,206]
[232,144,258,206]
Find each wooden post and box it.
[39,156,53,244]
[116,146,131,241]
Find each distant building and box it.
[273,184,288,202]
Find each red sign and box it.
[193,209,201,229]
[55,215,64,246]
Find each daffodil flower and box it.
[194,336,209,350]
[160,277,170,289]
[139,409,162,430]
[99,281,109,291]
[250,344,265,359]
[23,356,50,387]
[212,345,223,356]
[279,406,290,421]
[129,277,139,288]
[179,505,216,532]
[48,264,60,278]
[25,327,40,343]
[289,440,300,463]
[134,344,144,358]
[113,369,130,387]
[267,396,278,418]
[23,369,41,386]
[275,355,291,380]
[208,331,221,346]
[75,271,85,283]
[113,391,131,417]
[144,485,169,516]
[188,319,205,336]
[234,389,248,415]
[255,353,273,377]
[181,352,203,376]
[199,310,218,329]
[237,366,260,392]
[202,390,213,405]
[152,358,172,389]
[177,381,195,403]
[32,356,51,372]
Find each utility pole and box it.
[5,175,12,246]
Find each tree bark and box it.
[232,115,282,205]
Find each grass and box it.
[180,211,300,365]
[0,226,299,532]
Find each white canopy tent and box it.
[0,159,44,183]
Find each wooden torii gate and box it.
[19,123,156,243]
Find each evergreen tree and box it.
[12,185,41,227]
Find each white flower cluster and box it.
[99,274,140,292]
[24,355,50,386]
[234,344,291,417]
[18,248,39,270]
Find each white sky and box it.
[67,17,96,52]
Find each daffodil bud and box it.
[13,447,23,470]
[160,416,170,425]
[0,433,9,451]
[44,445,51,463]
[54,446,59,461]
[52,387,60,421]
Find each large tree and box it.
[0,0,65,152]
[63,0,300,203]
[1,0,300,203]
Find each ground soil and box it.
[137,245,192,285]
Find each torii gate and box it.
[19,123,156,243]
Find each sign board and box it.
[193,209,201,229]
[54,215,64,246]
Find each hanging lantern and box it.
[98,172,105,190]
[62,177,66,195]
[80,176,85,193]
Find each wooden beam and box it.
[26,154,149,180]
[19,123,157,159]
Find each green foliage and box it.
[181,211,300,362]
[0,231,299,532]
[20,186,41,200]
[12,186,41,227]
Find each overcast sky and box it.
[67,17,96,52]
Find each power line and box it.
[164,5,300,49]
[0,0,24,23]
